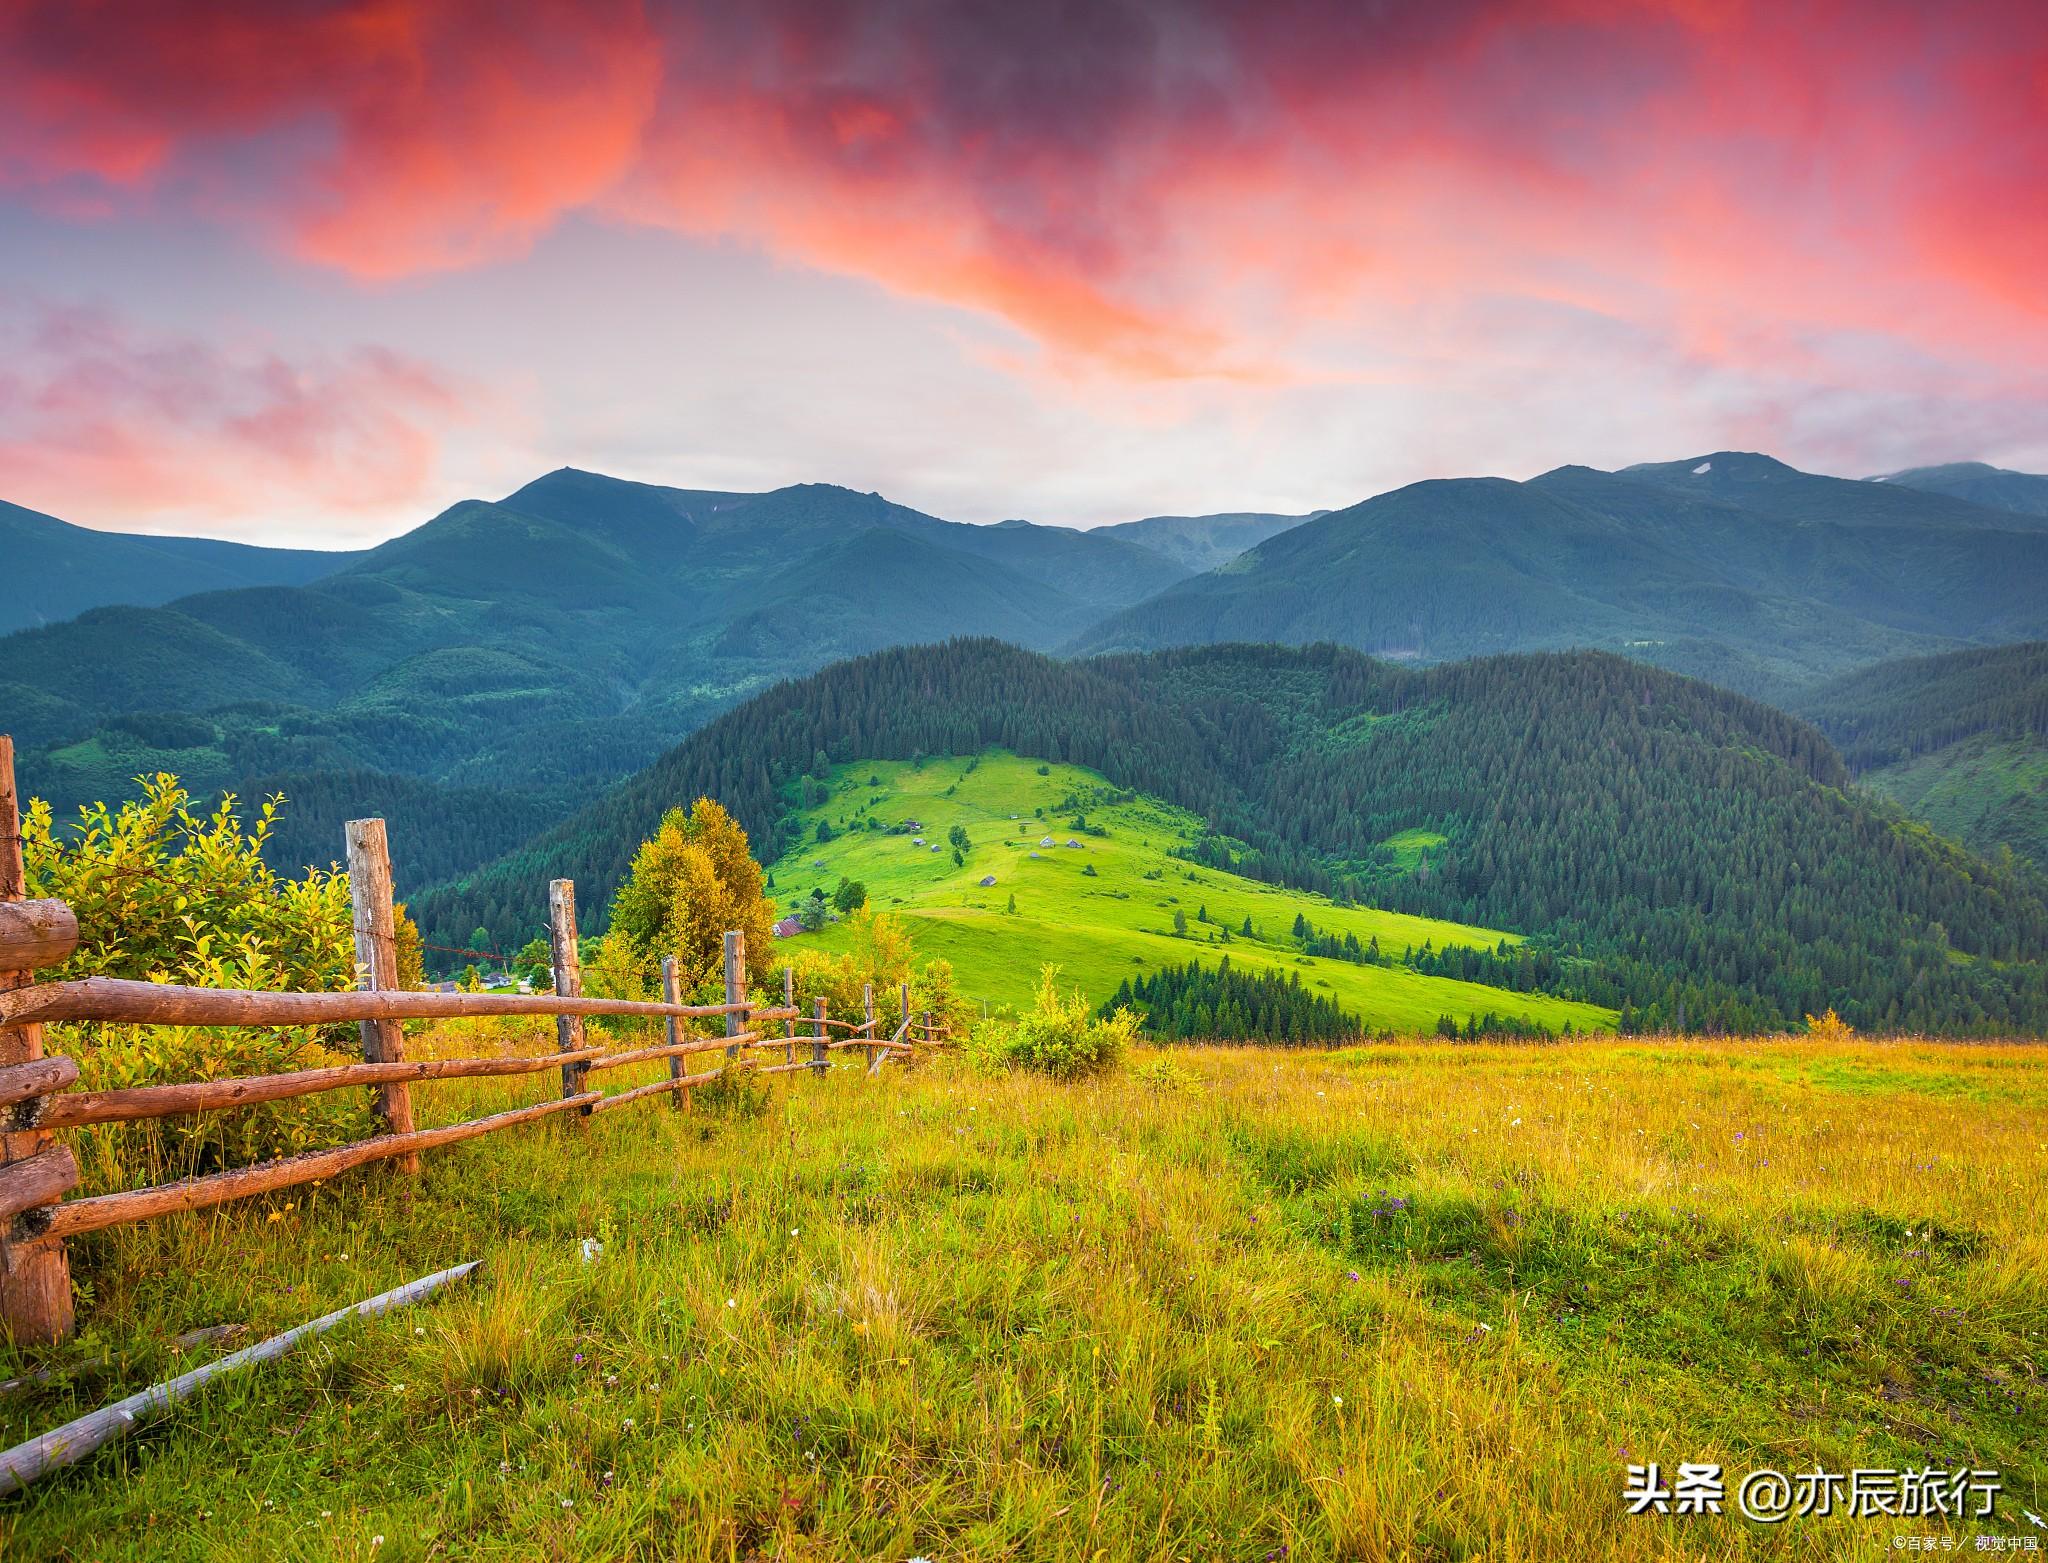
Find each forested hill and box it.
[416,640,2048,1034]
[1797,642,2048,872]
[1797,642,2048,770]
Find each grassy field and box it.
[769,752,1613,1035]
[3,1027,2042,1559]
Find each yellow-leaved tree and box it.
[605,797,777,999]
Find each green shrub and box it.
[22,774,379,1177]
[969,966,1134,1080]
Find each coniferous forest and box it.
[415,639,2048,1036]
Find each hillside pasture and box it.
[1,1031,2041,1559]
[770,752,1612,1035]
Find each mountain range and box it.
[5,449,2046,909]
[1073,452,2048,700]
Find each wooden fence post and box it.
[661,955,687,1112]
[0,737,74,1344]
[783,966,796,1065]
[344,820,417,1172]
[811,999,828,1074]
[722,931,744,1060]
[549,881,588,1108]
[900,983,911,1038]
[863,984,875,1073]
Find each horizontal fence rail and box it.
[0,740,955,1345]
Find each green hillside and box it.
[1798,642,2048,870]
[419,640,2048,1034]
[769,751,1613,1035]
[2,471,1197,866]
[1073,455,2048,701]
[0,498,362,635]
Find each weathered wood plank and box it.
[586,1069,722,1114]
[0,1148,78,1222]
[582,1033,758,1073]
[0,979,759,1031]
[0,1261,480,1497]
[0,736,73,1344]
[344,819,414,1167]
[0,1057,78,1114]
[37,1049,606,1129]
[0,902,76,976]
[36,1093,601,1240]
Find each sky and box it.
[1,0,2044,548]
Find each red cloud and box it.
[0,305,472,525]
[2,0,2043,382]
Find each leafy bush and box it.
[22,775,385,1175]
[970,966,1134,1080]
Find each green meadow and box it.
[767,752,1613,1035]
[5,1033,2042,1559]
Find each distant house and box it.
[1028,852,1043,859]
[772,915,803,938]
[979,875,998,887]
[929,844,940,852]
[1039,835,1054,847]
[1065,839,1081,848]
[902,818,924,832]
[912,836,926,846]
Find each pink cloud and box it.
[0,0,2042,407]
[0,305,472,525]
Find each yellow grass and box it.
[2,1028,2043,1559]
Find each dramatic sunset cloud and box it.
[0,303,472,535]
[0,0,2042,536]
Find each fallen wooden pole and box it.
[35,1094,600,1240]
[0,978,759,1032]
[39,1049,606,1129]
[0,1260,480,1497]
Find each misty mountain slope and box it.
[0,468,1201,838]
[0,498,364,634]
[1796,642,2048,871]
[1872,461,2048,519]
[1093,510,1320,572]
[1073,457,2048,698]
[1620,450,2048,531]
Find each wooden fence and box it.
[0,737,952,1345]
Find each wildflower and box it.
[726,1297,736,1308]
[372,1537,384,1550]
[1345,1271,1360,1282]
[622,1418,635,1430]
[1331,1394,1343,1407]
[560,1498,574,1509]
